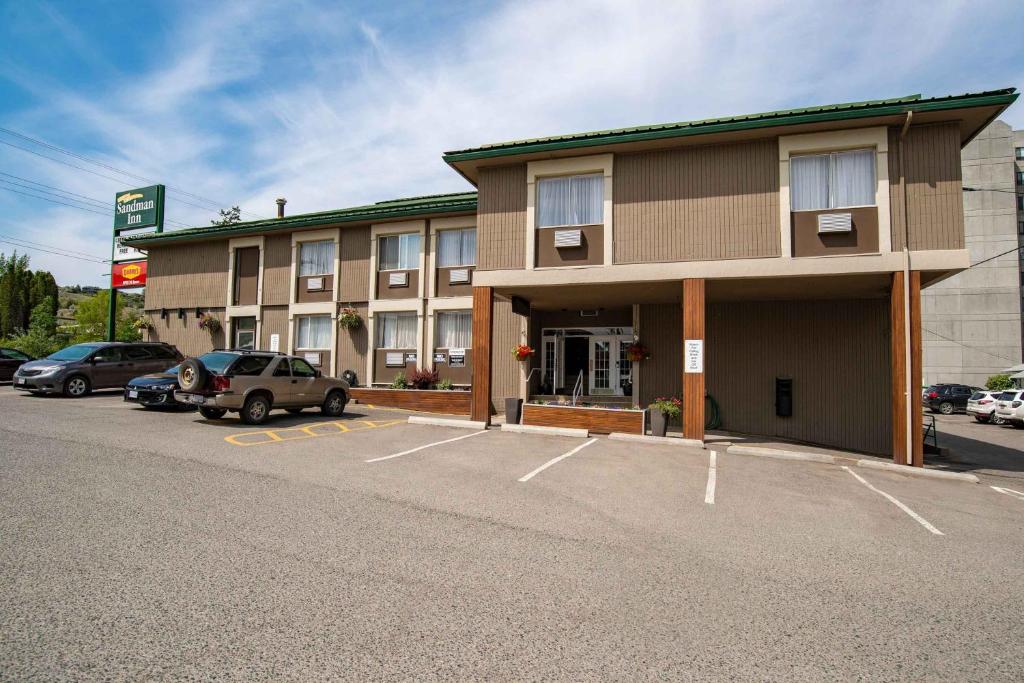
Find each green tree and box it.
[71,289,141,344]
[986,374,1014,391]
[0,252,31,336]
[212,206,242,226]
[3,296,65,358]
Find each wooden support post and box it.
[891,271,923,466]
[682,278,705,442]
[471,286,494,424]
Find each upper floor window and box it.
[537,174,603,227]
[379,233,420,270]
[1017,170,1024,185]
[1016,147,1024,160]
[790,148,876,211]
[437,228,476,267]
[298,240,335,277]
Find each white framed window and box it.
[435,311,472,348]
[296,315,331,350]
[436,228,476,267]
[790,148,876,211]
[379,233,420,271]
[298,240,335,277]
[536,173,603,228]
[376,312,418,348]
[233,317,256,351]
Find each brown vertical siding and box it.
[614,139,781,263]
[706,299,891,455]
[489,296,520,413]
[144,242,228,309]
[888,122,964,251]
[339,225,370,301]
[260,305,289,351]
[145,309,225,357]
[337,303,368,383]
[638,303,682,407]
[477,164,527,270]
[262,235,292,305]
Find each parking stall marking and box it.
[365,429,490,463]
[841,466,944,536]
[225,419,403,447]
[991,486,1024,502]
[705,451,718,505]
[517,438,598,483]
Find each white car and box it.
[967,391,1007,425]
[993,390,1024,429]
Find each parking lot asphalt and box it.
[1,386,1023,680]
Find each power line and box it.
[923,326,1021,366]
[962,186,1020,194]
[0,183,111,216]
[0,231,109,261]
[969,243,1023,269]
[0,126,268,219]
[0,238,108,264]
[0,171,111,209]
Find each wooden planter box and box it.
[522,403,646,435]
[349,387,471,415]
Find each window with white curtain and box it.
[790,148,876,211]
[296,315,332,349]
[536,174,603,227]
[379,233,420,270]
[436,228,476,267]
[436,311,472,348]
[376,312,418,348]
[298,240,335,277]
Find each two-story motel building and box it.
[126,88,1019,465]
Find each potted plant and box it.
[648,396,681,437]
[133,316,153,332]
[197,313,221,334]
[339,307,362,330]
[512,344,535,361]
[626,342,650,362]
[409,368,439,389]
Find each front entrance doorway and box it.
[540,327,633,397]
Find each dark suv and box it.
[922,383,980,415]
[13,342,183,397]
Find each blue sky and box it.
[1,0,1022,285]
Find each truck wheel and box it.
[63,375,91,398]
[241,394,271,425]
[178,358,208,392]
[939,402,954,415]
[992,415,1006,425]
[322,390,347,417]
[199,406,227,420]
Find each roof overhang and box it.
[444,90,1018,184]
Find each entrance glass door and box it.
[589,336,614,395]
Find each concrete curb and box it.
[407,416,488,430]
[501,423,589,438]
[726,445,836,464]
[855,459,979,483]
[608,433,705,449]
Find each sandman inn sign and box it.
[114,185,164,231]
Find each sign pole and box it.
[106,237,118,341]
[108,185,164,342]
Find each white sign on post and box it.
[113,235,150,263]
[684,339,704,374]
[269,334,280,352]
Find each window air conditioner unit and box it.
[388,271,408,287]
[817,212,853,234]
[554,229,582,248]
[385,352,405,367]
[448,268,470,284]
[306,277,324,291]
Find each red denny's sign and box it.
[112,260,147,288]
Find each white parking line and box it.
[365,429,489,463]
[991,486,1024,501]
[704,451,717,505]
[842,466,943,535]
[518,438,598,482]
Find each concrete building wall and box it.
[921,120,1023,387]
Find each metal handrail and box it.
[571,370,584,406]
[923,413,938,450]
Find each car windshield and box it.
[195,352,238,374]
[47,344,103,362]
[969,392,985,400]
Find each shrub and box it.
[986,374,1014,391]
[389,373,408,389]
[436,377,454,391]
[409,368,439,389]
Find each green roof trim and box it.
[125,191,477,246]
[443,89,1019,163]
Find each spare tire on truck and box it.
[178,358,209,392]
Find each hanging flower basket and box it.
[339,307,362,330]
[198,314,221,334]
[626,342,650,362]
[133,316,153,332]
[512,344,535,361]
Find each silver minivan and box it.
[13,342,183,397]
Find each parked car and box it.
[173,350,350,425]
[13,342,183,397]
[124,364,192,409]
[993,389,1024,429]
[967,391,1007,424]
[0,347,34,381]
[922,384,980,415]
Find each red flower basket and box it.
[512,344,535,361]
[626,342,650,362]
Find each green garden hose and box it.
[705,393,721,430]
